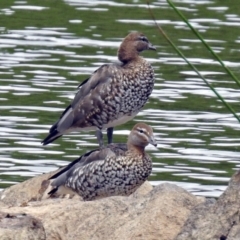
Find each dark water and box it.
[1,0,240,197]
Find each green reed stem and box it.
[146,1,240,123]
[167,0,240,88]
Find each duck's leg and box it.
[107,127,114,144]
[96,129,104,147]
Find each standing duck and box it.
[43,123,157,201]
[42,32,156,146]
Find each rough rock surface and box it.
[0,171,204,240]
[176,170,240,240]
[2,168,240,240]
[0,171,56,207]
[0,211,46,240]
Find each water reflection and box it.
[0,0,240,197]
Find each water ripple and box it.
[0,0,239,197]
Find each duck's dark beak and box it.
[149,135,158,147]
[148,42,156,51]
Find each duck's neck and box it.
[127,142,145,156]
[118,46,139,63]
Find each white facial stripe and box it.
[137,127,150,138]
[137,127,144,132]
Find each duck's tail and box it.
[42,104,74,145]
[41,179,77,200]
[42,127,62,145]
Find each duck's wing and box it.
[47,144,127,196]
[50,143,127,181]
[50,148,113,181]
[42,64,119,145]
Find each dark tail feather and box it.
[42,129,62,145]
[49,149,96,180]
[48,186,58,195]
[42,105,72,145]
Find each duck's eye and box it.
[138,129,144,133]
[139,36,148,42]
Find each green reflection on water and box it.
[1,0,240,196]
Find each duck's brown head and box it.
[118,32,156,63]
[127,122,157,151]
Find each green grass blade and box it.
[146,1,240,123]
[167,0,240,88]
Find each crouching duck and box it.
[42,123,157,201]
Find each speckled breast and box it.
[103,63,154,118]
[120,63,155,114]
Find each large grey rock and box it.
[176,170,240,240]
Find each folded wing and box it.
[42,64,120,145]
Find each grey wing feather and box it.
[57,64,118,132]
[42,64,121,146]
[50,144,126,190]
[71,64,115,107]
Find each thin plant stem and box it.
[146,0,240,123]
[167,0,240,88]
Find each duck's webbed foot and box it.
[107,127,114,144]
